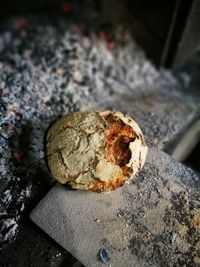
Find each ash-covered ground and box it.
[0,16,199,266]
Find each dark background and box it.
[0,0,196,66]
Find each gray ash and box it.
[0,15,199,249]
[118,150,200,267]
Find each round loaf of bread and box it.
[45,111,147,192]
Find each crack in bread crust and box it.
[104,113,135,176]
[45,111,147,192]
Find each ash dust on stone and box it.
[117,148,200,267]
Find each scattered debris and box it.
[117,213,122,218]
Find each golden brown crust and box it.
[67,173,128,193]
[46,111,147,192]
[104,113,136,172]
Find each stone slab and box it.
[30,147,200,267]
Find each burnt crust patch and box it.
[105,113,136,175]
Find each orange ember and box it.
[62,2,72,13]
[105,114,136,174]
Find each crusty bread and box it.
[46,111,147,192]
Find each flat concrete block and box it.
[30,147,200,267]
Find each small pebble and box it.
[99,249,110,263]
